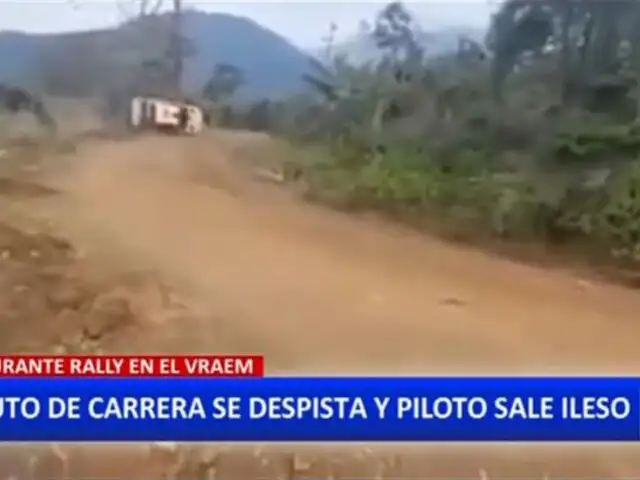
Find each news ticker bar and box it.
[0,377,637,442]
[0,355,264,377]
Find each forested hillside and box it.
[229,0,640,272]
[0,10,311,100]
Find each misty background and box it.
[0,2,495,49]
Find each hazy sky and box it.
[0,1,496,49]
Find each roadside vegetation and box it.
[5,0,640,275]
[213,0,640,273]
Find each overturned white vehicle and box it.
[128,97,205,135]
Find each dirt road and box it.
[5,133,640,478]
[39,134,640,373]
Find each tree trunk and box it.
[171,0,183,94]
[630,4,640,123]
[559,1,574,106]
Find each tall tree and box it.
[487,0,640,107]
[628,2,640,123]
[116,0,190,96]
[373,1,424,79]
[170,0,184,93]
[487,0,554,103]
[321,22,339,64]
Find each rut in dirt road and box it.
[35,135,640,373]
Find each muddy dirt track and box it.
[3,132,640,478]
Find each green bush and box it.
[553,127,640,164]
[295,127,640,268]
[592,163,640,262]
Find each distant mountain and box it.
[180,11,312,98]
[0,10,314,100]
[314,26,487,64]
[0,32,45,86]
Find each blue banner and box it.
[0,377,637,441]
